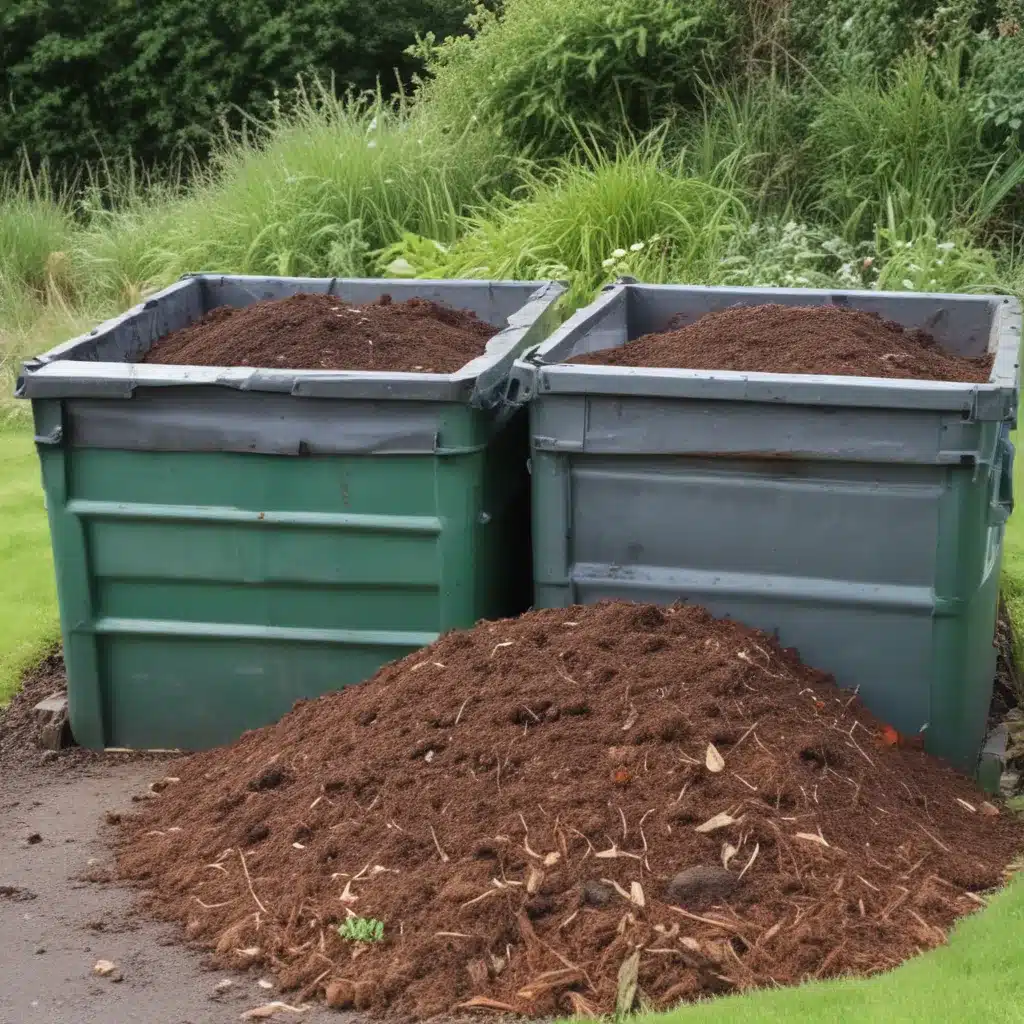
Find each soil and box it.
[0,648,67,765]
[142,293,497,373]
[115,601,1023,1020]
[569,304,994,382]
[0,663,344,1023]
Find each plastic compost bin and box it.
[509,283,1021,772]
[17,274,564,751]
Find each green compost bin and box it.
[17,275,564,751]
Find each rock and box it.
[26,833,42,846]
[39,751,59,764]
[581,880,614,908]
[35,947,46,955]
[213,979,234,995]
[665,865,739,909]
[325,979,355,1009]
[980,801,1000,817]
[93,959,121,980]
[32,693,71,750]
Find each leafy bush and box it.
[0,0,473,172]
[412,0,737,156]
[970,30,1024,149]
[714,220,866,288]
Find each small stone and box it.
[34,947,46,955]
[39,751,59,764]
[26,833,42,846]
[325,979,355,1009]
[581,880,613,908]
[93,959,118,977]
[214,979,234,995]
[257,979,273,990]
[980,801,1000,817]
[665,865,739,910]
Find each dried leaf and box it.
[681,937,701,953]
[721,842,739,869]
[615,949,641,1016]
[795,831,830,848]
[695,812,740,834]
[526,867,544,895]
[705,744,726,773]
[240,1002,309,1020]
[622,706,639,731]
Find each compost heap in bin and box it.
[117,602,1022,1018]
[569,303,994,382]
[142,292,497,373]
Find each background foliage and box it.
[0,0,473,171]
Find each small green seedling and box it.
[338,916,385,943]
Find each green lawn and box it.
[0,423,59,701]
[0,413,1022,1022]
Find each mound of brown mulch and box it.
[116,602,1022,1019]
[143,293,497,372]
[569,304,993,382]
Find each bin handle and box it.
[990,428,1014,526]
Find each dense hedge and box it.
[0,0,471,172]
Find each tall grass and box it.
[806,50,1024,239]
[388,134,748,305]
[151,88,512,282]
[0,170,75,310]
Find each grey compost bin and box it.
[17,274,564,751]
[508,282,1021,772]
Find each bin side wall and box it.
[41,432,529,751]
[531,400,1005,770]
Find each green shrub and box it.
[970,30,1024,150]
[412,0,737,156]
[713,220,866,289]
[0,0,474,172]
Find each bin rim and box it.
[16,275,566,405]
[512,283,1021,421]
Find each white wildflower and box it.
[611,248,627,259]
[902,279,915,289]
[630,242,645,252]
[937,241,956,251]
[601,257,617,269]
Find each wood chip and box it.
[630,881,646,908]
[955,798,977,813]
[454,997,520,1012]
[705,743,726,773]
